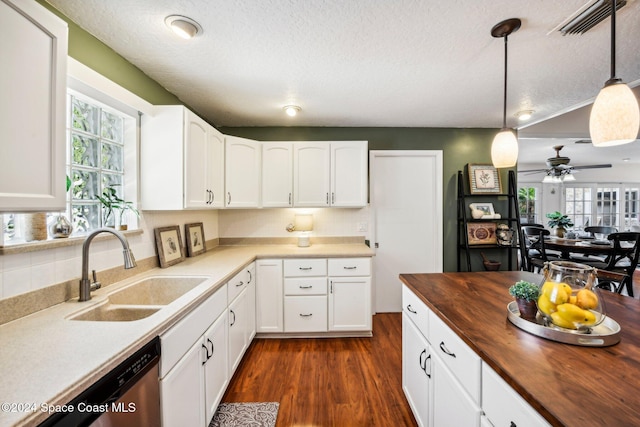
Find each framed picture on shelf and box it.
[470,203,495,219]
[467,222,497,245]
[154,226,185,268]
[468,164,502,194]
[185,222,206,257]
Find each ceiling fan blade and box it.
[517,168,547,174]
[571,164,612,170]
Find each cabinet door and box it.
[284,295,328,332]
[160,339,206,427]
[293,142,330,207]
[262,142,293,207]
[328,276,372,331]
[228,289,247,375]
[246,262,257,342]
[403,313,432,427]
[432,354,481,427]
[184,110,210,208]
[225,135,261,208]
[203,312,229,424]
[208,127,225,208]
[330,141,368,207]
[0,0,67,211]
[256,260,284,333]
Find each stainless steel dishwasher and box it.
[39,337,161,427]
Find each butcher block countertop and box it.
[399,271,640,427]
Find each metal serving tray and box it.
[507,301,621,347]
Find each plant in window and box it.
[96,185,138,230]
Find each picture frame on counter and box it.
[185,222,206,257]
[467,222,497,245]
[468,164,502,194]
[154,225,185,267]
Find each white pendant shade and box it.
[590,83,640,147]
[491,129,519,168]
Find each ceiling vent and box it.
[558,0,627,35]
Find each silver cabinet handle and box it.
[299,313,313,317]
[236,281,244,287]
[299,285,313,289]
[332,192,335,204]
[326,193,329,205]
[299,267,313,271]
[230,309,236,326]
[407,304,417,314]
[227,192,231,204]
[247,270,252,284]
[343,266,357,270]
[289,192,292,205]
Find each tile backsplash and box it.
[0,207,369,301]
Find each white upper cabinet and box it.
[331,141,368,207]
[262,142,293,208]
[225,136,261,208]
[0,0,67,212]
[293,141,368,207]
[293,143,331,207]
[141,106,224,210]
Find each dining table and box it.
[543,236,619,259]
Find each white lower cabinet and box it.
[482,364,550,427]
[160,284,228,427]
[403,285,548,427]
[402,312,432,427]
[432,353,481,427]
[256,259,284,333]
[228,288,248,375]
[284,295,328,332]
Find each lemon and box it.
[576,289,598,310]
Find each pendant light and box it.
[589,0,639,147]
[490,18,521,169]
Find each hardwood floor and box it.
[221,313,417,426]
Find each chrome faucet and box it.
[79,228,137,302]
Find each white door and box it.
[370,151,443,312]
[293,142,330,207]
[262,142,293,207]
[225,136,261,208]
[331,141,368,207]
[184,110,209,208]
[328,276,371,331]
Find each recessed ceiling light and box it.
[515,110,534,121]
[165,15,202,39]
[284,105,301,117]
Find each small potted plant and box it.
[545,211,573,238]
[97,185,139,230]
[508,280,540,321]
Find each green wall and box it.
[40,1,515,272]
[222,127,514,272]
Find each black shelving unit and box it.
[457,169,526,272]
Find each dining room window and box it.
[564,186,593,231]
[518,185,540,224]
[624,187,640,229]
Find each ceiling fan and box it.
[518,145,612,181]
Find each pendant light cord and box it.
[610,0,616,80]
[502,34,508,129]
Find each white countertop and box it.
[0,244,373,427]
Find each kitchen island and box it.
[400,271,640,427]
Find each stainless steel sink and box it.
[69,303,161,322]
[68,275,208,322]
[108,276,208,306]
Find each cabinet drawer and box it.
[284,258,327,277]
[284,296,328,332]
[402,285,429,340]
[227,266,250,303]
[482,364,551,427]
[328,257,371,276]
[428,311,481,404]
[284,277,327,295]
[160,284,227,378]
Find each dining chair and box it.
[584,226,618,239]
[521,226,561,273]
[580,232,640,297]
[594,269,630,294]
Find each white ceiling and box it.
[47,0,640,166]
